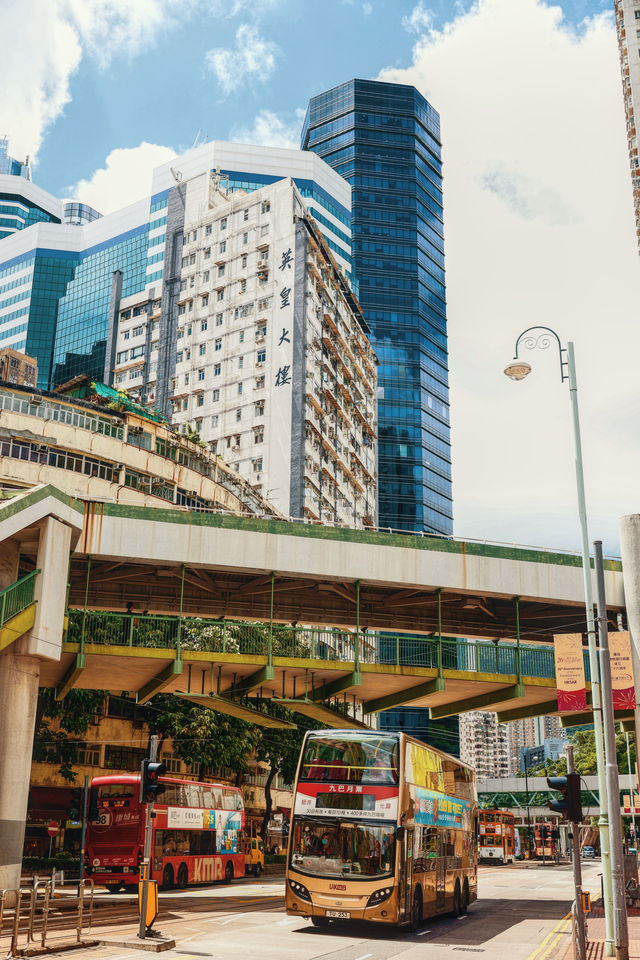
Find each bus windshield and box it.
[300,734,399,785]
[290,817,396,879]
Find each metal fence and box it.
[0,877,94,958]
[0,570,38,627]
[65,607,587,683]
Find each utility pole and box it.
[594,541,629,960]
[627,732,639,848]
[138,735,158,941]
[567,745,587,960]
[77,775,89,898]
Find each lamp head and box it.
[504,359,532,381]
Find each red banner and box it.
[609,631,636,711]
[553,633,587,712]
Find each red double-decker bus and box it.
[86,775,244,890]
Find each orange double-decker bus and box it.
[285,729,478,931]
[478,810,515,864]
[86,775,244,890]
[533,822,557,860]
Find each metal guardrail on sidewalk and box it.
[0,877,94,958]
[0,570,39,627]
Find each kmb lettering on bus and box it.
[193,857,224,883]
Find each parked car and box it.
[582,846,596,859]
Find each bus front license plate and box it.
[326,911,350,919]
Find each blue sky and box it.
[25,0,611,198]
[3,0,637,551]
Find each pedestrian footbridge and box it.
[0,484,629,727]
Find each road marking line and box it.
[524,914,571,960]
[417,930,431,936]
[219,914,242,925]
[354,954,373,960]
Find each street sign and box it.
[581,891,591,914]
[47,821,60,838]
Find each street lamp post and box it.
[504,326,614,955]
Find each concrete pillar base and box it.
[0,650,40,891]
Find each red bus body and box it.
[86,775,245,889]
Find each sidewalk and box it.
[558,902,640,959]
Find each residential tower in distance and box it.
[615,0,640,250]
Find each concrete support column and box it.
[0,649,40,891]
[619,515,640,759]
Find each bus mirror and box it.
[396,826,405,842]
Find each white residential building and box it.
[459,711,510,780]
[615,0,640,250]
[111,174,377,526]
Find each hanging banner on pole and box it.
[553,634,587,712]
[609,631,636,710]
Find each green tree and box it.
[145,694,260,782]
[33,689,105,781]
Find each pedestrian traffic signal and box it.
[69,787,83,819]
[540,825,548,840]
[547,774,582,822]
[140,760,166,802]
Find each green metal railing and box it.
[0,570,39,626]
[64,607,586,684]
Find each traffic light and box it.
[140,760,166,802]
[540,825,548,840]
[69,787,83,819]
[547,774,582,822]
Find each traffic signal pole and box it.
[138,735,158,941]
[78,775,89,898]
[567,745,587,960]
[594,541,629,960]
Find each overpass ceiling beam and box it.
[317,583,356,604]
[174,692,297,728]
[363,677,446,714]
[497,698,560,722]
[274,697,370,729]
[430,683,525,719]
[55,653,86,701]
[226,664,275,698]
[309,671,362,702]
[621,719,636,733]
[137,659,183,705]
[560,707,633,728]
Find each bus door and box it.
[436,831,446,910]
[397,829,413,921]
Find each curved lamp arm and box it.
[511,325,568,383]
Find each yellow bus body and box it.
[285,730,477,928]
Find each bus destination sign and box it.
[294,783,398,820]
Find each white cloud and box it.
[402,1,434,33]
[379,0,640,553]
[0,0,191,162]
[230,108,305,149]
[342,0,374,14]
[65,142,176,214]
[205,24,278,96]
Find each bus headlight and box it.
[367,886,393,907]
[288,879,312,902]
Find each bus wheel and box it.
[410,887,423,932]
[461,880,469,915]
[162,865,174,890]
[452,882,462,917]
[311,916,329,928]
[225,861,234,883]
[177,864,188,889]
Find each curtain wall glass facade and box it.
[302,79,452,536]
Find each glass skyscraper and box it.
[302,79,452,536]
